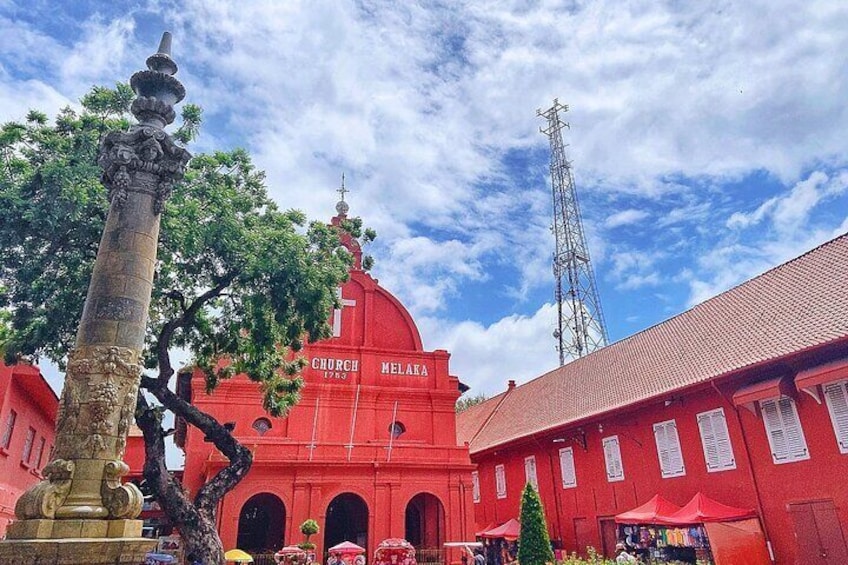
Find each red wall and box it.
[0,363,58,536]
[470,357,848,563]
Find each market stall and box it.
[478,519,519,565]
[666,493,769,565]
[614,493,769,565]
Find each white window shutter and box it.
[524,456,538,489]
[471,471,480,503]
[495,464,507,498]
[559,447,577,489]
[697,409,735,471]
[824,382,848,453]
[779,398,808,459]
[654,420,685,478]
[761,398,809,463]
[713,410,735,468]
[698,412,720,469]
[603,436,624,482]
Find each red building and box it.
[459,234,848,564]
[0,362,58,536]
[175,202,475,560]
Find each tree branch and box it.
[155,273,237,385]
[141,375,252,513]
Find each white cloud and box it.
[605,209,649,228]
[419,302,560,397]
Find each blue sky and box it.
[3,0,848,404]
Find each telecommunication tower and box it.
[538,99,608,364]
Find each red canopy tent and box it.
[480,519,520,541]
[474,522,497,538]
[665,492,757,524]
[614,494,682,525]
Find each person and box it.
[474,548,486,565]
[615,542,637,564]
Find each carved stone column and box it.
[4,32,190,548]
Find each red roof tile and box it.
[461,233,848,454]
[456,391,506,446]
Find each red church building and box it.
[459,233,848,563]
[0,362,58,536]
[175,199,475,561]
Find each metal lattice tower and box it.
[538,99,608,364]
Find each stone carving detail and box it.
[115,385,139,459]
[102,460,143,519]
[98,125,190,214]
[55,378,80,438]
[68,345,141,379]
[14,459,75,519]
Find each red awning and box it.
[795,358,848,402]
[732,375,794,413]
[614,494,682,525]
[664,492,757,525]
[475,522,497,537]
[480,518,520,541]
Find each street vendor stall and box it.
[614,492,769,565]
[478,519,520,565]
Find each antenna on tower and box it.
[538,99,608,364]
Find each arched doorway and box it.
[237,493,286,553]
[405,493,445,565]
[324,493,369,552]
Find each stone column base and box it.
[6,518,144,540]
[0,537,157,565]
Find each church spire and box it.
[331,173,362,270]
[335,173,350,217]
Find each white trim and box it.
[471,471,480,503]
[524,455,538,489]
[602,435,624,482]
[559,447,577,489]
[653,419,686,478]
[823,380,848,454]
[495,464,507,499]
[696,408,736,472]
[760,397,810,464]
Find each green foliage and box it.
[300,519,320,537]
[0,83,358,418]
[456,392,487,413]
[518,483,554,565]
[298,518,319,550]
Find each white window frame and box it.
[524,456,538,489]
[495,464,507,499]
[760,397,810,464]
[823,380,848,454]
[653,419,686,478]
[696,408,736,472]
[602,435,624,482]
[559,447,577,489]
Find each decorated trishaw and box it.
[373,538,416,565]
[275,545,310,565]
[328,541,367,565]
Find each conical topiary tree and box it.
[518,483,555,565]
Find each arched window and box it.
[388,421,406,439]
[252,418,272,436]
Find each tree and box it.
[298,518,320,550]
[517,483,554,565]
[0,85,364,564]
[456,392,488,413]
